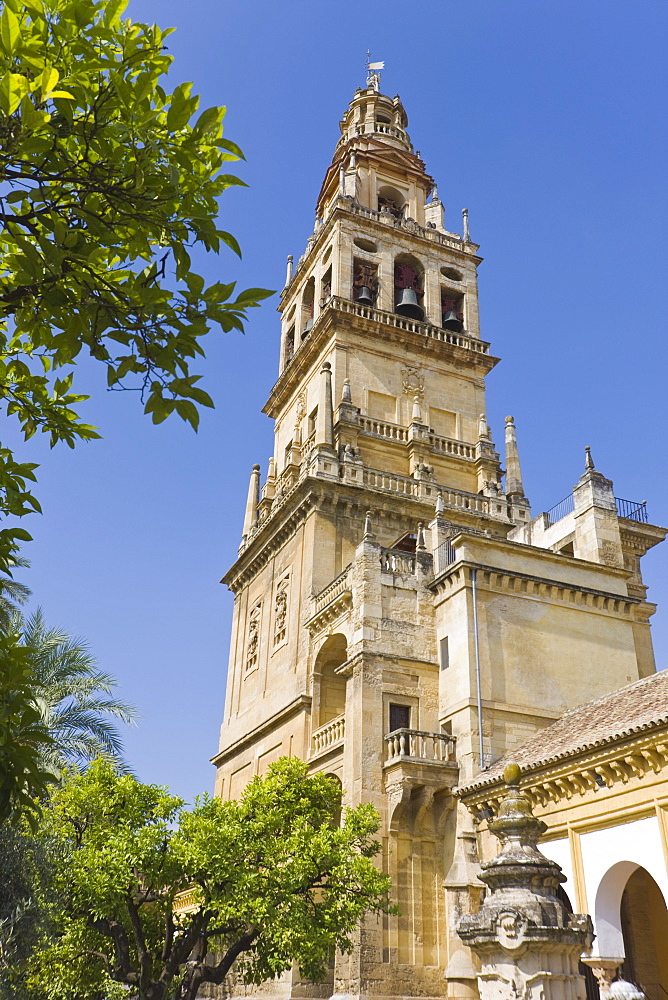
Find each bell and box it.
[356,285,374,306]
[442,309,463,332]
[395,287,424,320]
[301,317,313,338]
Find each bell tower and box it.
[213,79,664,1000]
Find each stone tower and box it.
[213,81,664,1000]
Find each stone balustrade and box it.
[311,714,345,756]
[359,415,408,442]
[314,565,352,614]
[385,728,456,764]
[327,296,490,355]
[380,549,416,575]
[428,432,476,460]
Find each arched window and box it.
[314,634,347,728]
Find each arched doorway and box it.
[620,866,668,998]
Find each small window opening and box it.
[439,636,449,670]
[308,407,318,439]
[389,703,411,733]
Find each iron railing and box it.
[615,497,648,522]
[545,493,575,526]
[545,492,648,525]
[434,540,457,573]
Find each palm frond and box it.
[13,607,138,774]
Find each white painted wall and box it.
[579,817,668,957]
[541,836,576,905]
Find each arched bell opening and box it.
[377,184,405,219]
[300,276,315,339]
[441,287,464,333]
[313,634,348,730]
[620,866,668,996]
[394,254,424,321]
[352,257,378,307]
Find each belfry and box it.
[213,79,665,1000]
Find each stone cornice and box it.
[211,694,312,767]
[264,296,498,420]
[431,559,638,618]
[457,722,668,816]
[304,591,353,635]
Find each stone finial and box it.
[478,413,489,440]
[458,762,593,1000]
[412,395,423,422]
[585,445,595,470]
[242,464,262,538]
[416,522,426,551]
[431,184,439,202]
[435,492,444,515]
[504,415,525,500]
[363,510,374,542]
[267,457,276,481]
[285,254,293,286]
[342,378,352,403]
[339,162,346,195]
[462,208,470,242]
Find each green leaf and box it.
[234,287,276,305]
[166,81,194,132]
[192,105,222,136]
[0,5,20,55]
[175,398,199,429]
[218,137,245,160]
[103,0,129,25]
[39,65,59,99]
[0,72,29,114]
[218,230,242,258]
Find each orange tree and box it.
[0,0,272,573]
[20,758,395,1000]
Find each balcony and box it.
[385,728,456,765]
[311,714,345,758]
[383,729,459,803]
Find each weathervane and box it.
[365,51,385,92]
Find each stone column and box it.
[457,763,593,1000]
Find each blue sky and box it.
[11,0,668,802]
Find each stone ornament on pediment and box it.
[496,911,527,952]
[401,365,424,398]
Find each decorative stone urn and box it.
[458,763,594,1000]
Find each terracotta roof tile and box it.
[458,669,668,794]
